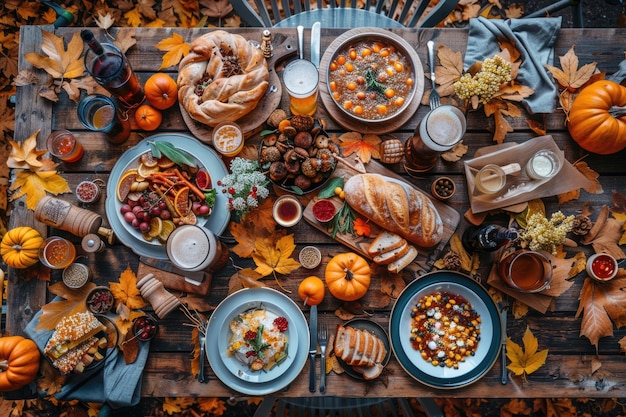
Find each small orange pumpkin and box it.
[144,73,178,110]
[568,80,626,155]
[0,226,43,269]
[298,276,325,306]
[0,336,40,392]
[135,104,162,131]
[324,252,371,301]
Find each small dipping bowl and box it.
[86,286,115,314]
[431,176,456,201]
[312,199,338,223]
[62,263,91,289]
[299,246,322,269]
[586,253,618,282]
[273,195,302,227]
[132,315,159,341]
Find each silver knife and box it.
[139,256,205,285]
[500,304,508,385]
[308,305,317,392]
[311,21,321,68]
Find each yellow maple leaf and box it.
[198,397,227,415]
[36,282,96,330]
[25,31,84,80]
[253,234,301,277]
[124,7,143,27]
[506,326,548,379]
[110,266,147,311]
[156,33,191,70]
[162,397,184,414]
[7,132,46,170]
[10,170,71,210]
[338,132,381,163]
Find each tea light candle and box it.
[526,149,562,180]
[586,253,618,282]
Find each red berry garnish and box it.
[244,330,257,340]
[245,350,257,358]
[273,317,288,332]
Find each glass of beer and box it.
[283,59,319,116]
[77,94,131,144]
[404,105,466,173]
[81,30,145,109]
[46,130,84,163]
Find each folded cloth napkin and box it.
[464,16,562,114]
[25,307,150,408]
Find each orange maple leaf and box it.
[36,282,96,330]
[110,266,147,311]
[25,30,84,80]
[156,33,190,70]
[338,132,381,163]
[353,217,371,237]
[7,131,46,170]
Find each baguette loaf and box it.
[344,174,443,248]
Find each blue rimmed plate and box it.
[389,271,501,389]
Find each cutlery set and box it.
[308,306,329,393]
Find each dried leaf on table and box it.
[441,141,468,162]
[36,282,95,330]
[114,28,138,54]
[574,161,603,194]
[568,252,588,278]
[95,12,116,30]
[545,46,597,92]
[506,326,549,379]
[335,301,369,321]
[115,310,144,345]
[512,300,529,319]
[231,206,281,258]
[228,267,265,295]
[501,399,531,416]
[252,234,301,277]
[539,254,576,298]
[124,7,142,27]
[198,398,227,415]
[110,266,148,311]
[576,272,626,350]
[10,169,71,210]
[484,100,513,144]
[582,205,609,244]
[25,31,85,80]
[589,218,626,260]
[7,133,46,170]
[338,132,381,164]
[504,4,524,19]
[178,294,215,312]
[155,33,190,70]
[380,273,406,298]
[591,357,603,374]
[191,327,201,379]
[37,361,66,396]
[612,190,626,213]
[121,330,140,364]
[199,0,233,18]
[429,45,464,103]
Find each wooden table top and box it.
[10,25,626,400]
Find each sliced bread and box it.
[372,240,410,265]
[387,245,418,273]
[367,231,405,257]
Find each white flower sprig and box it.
[520,211,574,255]
[217,157,269,218]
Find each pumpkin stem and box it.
[0,360,8,371]
[344,268,353,280]
[609,105,626,118]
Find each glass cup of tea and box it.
[46,130,84,163]
[404,105,466,173]
[81,30,145,109]
[77,94,131,144]
[39,236,77,270]
[497,249,552,293]
[283,59,319,116]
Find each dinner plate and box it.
[206,287,309,395]
[389,271,501,389]
[105,133,230,259]
[219,300,298,383]
[336,318,391,380]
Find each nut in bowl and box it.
[259,112,340,194]
[326,30,418,124]
[431,177,456,201]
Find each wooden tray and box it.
[319,27,424,135]
[303,160,460,275]
[180,34,298,144]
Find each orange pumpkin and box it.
[0,336,40,392]
[135,104,162,131]
[568,80,626,155]
[144,73,178,110]
[298,276,325,306]
[0,226,43,269]
[324,252,371,301]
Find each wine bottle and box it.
[461,224,518,253]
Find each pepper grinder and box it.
[261,30,273,59]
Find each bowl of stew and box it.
[325,29,421,124]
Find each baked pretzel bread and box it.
[44,311,105,360]
[177,31,269,127]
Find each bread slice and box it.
[334,325,387,380]
[367,231,405,257]
[44,311,106,360]
[372,240,410,265]
[387,245,418,273]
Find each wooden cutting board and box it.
[303,160,460,275]
[180,34,297,144]
[137,262,212,296]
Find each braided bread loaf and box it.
[177,31,270,127]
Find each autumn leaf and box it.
[506,326,548,379]
[228,267,266,295]
[436,45,464,96]
[191,327,201,379]
[353,217,371,237]
[121,329,140,364]
[25,31,85,80]
[576,272,626,349]
[114,28,138,54]
[231,204,282,258]
[588,218,626,260]
[338,132,381,163]
[200,0,233,18]
[380,274,405,298]
[198,397,227,415]
[9,162,70,209]
[545,46,597,92]
[484,100,513,144]
[36,282,96,330]
[156,33,190,70]
[7,133,46,170]
[441,141,468,162]
[37,361,66,396]
[110,266,147,311]
[253,234,301,277]
[574,161,603,195]
[95,12,115,30]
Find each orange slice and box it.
[137,163,160,178]
[140,151,158,168]
[158,220,176,243]
[117,169,138,202]
[148,217,163,238]
[177,210,197,225]
[157,156,175,169]
[174,186,190,217]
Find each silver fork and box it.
[427,40,440,110]
[198,331,207,383]
[318,324,328,393]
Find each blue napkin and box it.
[464,16,562,114]
[25,307,149,408]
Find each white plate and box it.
[389,271,501,389]
[219,300,298,383]
[206,288,309,395]
[105,133,230,259]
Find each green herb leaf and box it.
[204,189,217,208]
[260,129,277,136]
[149,141,197,167]
[365,68,387,95]
[290,185,304,195]
[318,177,344,199]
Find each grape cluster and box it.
[520,211,574,254]
[454,55,512,105]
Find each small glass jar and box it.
[62,263,91,289]
[75,181,102,204]
[586,253,618,282]
[39,236,76,270]
[299,246,322,269]
[273,195,302,227]
[212,121,244,157]
[526,149,562,180]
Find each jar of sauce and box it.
[273,195,302,227]
[586,253,618,282]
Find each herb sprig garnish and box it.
[330,202,356,239]
[248,325,271,359]
[364,69,387,95]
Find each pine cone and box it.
[443,251,462,271]
[290,115,315,132]
[572,215,592,236]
